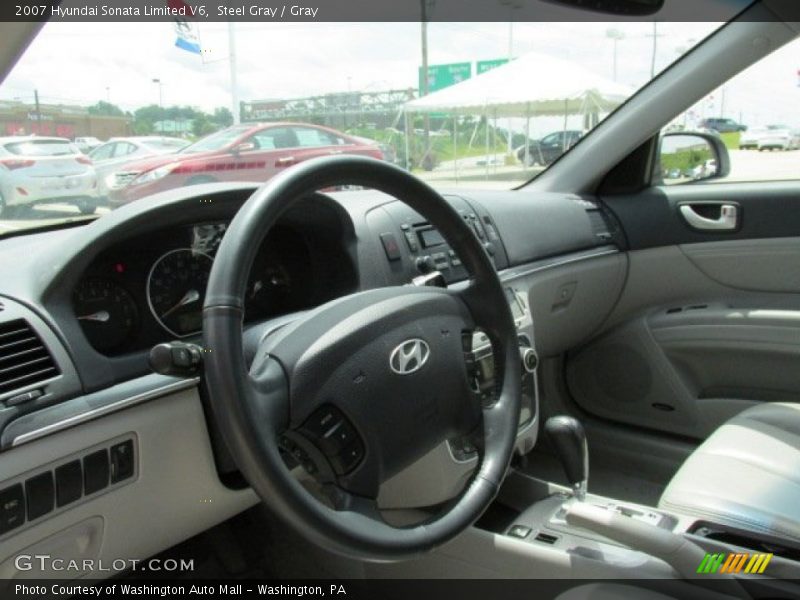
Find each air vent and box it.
[0,319,60,396]
[586,209,613,241]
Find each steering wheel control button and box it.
[379,232,402,261]
[24,472,55,521]
[319,420,358,456]
[0,483,25,534]
[301,406,341,439]
[110,440,135,483]
[300,406,364,474]
[55,460,83,507]
[330,443,364,475]
[508,525,532,539]
[83,449,110,495]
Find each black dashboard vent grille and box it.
[0,319,60,395]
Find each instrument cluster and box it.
[73,221,321,356]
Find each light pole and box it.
[105,86,110,103]
[606,28,625,82]
[646,22,665,79]
[500,0,522,156]
[152,78,163,108]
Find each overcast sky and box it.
[2,20,798,131]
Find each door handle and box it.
[679,203,739,231]
[275,156,296,167]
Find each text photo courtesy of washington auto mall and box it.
[2,1,800,599]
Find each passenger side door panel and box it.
[566,183,800,439]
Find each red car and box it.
[107,123,383,206]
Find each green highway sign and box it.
[476,58,509,75]
[419,62,472,95]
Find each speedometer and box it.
[147,248,213,337]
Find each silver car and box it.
[89,136,189,196]
[0,136,100,218]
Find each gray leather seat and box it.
[659,402,800,543]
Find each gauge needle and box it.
[160,289,200,320]
[78,311,110,323]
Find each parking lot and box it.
[0,148,796,234]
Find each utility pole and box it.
[606,28,625,82]
[228,22,240,125]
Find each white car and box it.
[89,136,190,195]
[739,126,770,150]
[757,127,800,151]
[740,124,800,150]
[0,136,100,218]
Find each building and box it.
[0,100,131,140]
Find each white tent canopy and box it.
[404,52,634,118]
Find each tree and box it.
[87,101,125,117]
[192,114,216,137]
[210,107,233,127]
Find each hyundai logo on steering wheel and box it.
[389,339,430,375]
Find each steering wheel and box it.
[203,155,520,559]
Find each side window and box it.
[660,36,800,185]
[89,143,115,161]
[293,127,338,148]
[541,133,561,146]
[113,142,136,158]
[247,128,297,150]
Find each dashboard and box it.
[0,180,626,565]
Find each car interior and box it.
[2,2,800,599]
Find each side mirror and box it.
[657,132,731,186]
[231,142,256,155]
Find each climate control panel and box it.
[368,195,509,286]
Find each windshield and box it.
[0,20,721,236]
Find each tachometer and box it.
[74,278,138,352]
[147,248,213,337]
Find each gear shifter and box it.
[545,415,588,501]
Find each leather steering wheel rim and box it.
[203,155,520,559]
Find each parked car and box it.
[73,136,103,153]
[516,130,583,166]
[699,117,747,133]
[90,136,190,195]
[0,136,99,218]
[757,127,800,151]
[107,123,384,206]
[739,126,770,149]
